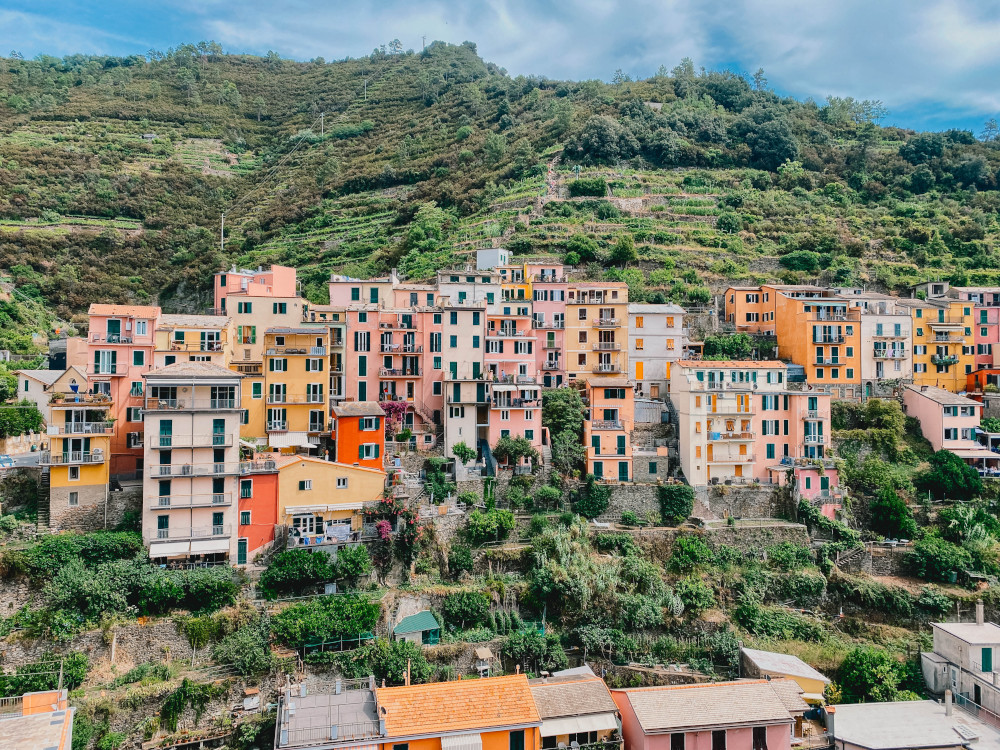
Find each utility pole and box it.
[364,79,368,101]
[220,212,225,253]
[320,112,324,136]
[422,35,426,50]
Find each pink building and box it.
[86,304,161,477]
[950,287,1000,368]
[902,385,996,475]
[213,265,298,314]
[612,681,801,750]
[527,262,568,389]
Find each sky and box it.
[4,0,1000,133]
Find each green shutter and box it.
[375,444,380,458]
[298,480,306,490]
[374,416,380,430]
[359,445,364,459]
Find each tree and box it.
[746,118,798,171]
[492,435,538,469]
[716,212,742,234]
[574,475,611,519]
[576,115,638,162]
[484,132,507,165]
[442,590,489,628]
[252,96,266,121]
[752,68,768,91]
[533,485,562,511]
[658,484,695,525]
[839,647,902,703]
[702,333,754,360]
[564,233,601,262]
[258,549,335,599]
[550,431,586,474]
[780,250,821,272]
[447,544,473,579]
[334,544,372,589]
[452,441,476,465]
[915,450,982,501]
[868,488,916,539]
[608,234,637,266]
[908,535,973,582]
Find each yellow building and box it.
[275,455,386,547]
[565,281,629,382]
[741,647,830,704]
[262,327,330,452]
[899,298,975,392]
[41,392,113,530]
[153,314,233,369]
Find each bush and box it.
[574,475,611,519]
[334,637,431,685]
[716,212,742,234]
[533,485,562,511]
[7,531,144,581]
[766,542,813,571]
[448,544,473,578]
[675,577,715,614]
[909,536,973,582]
[620,510,639,526]
[839,647,903,703]
[335,545,372,589]
[568,177,607,197]
[180,567,240,613]
[258,549,335,599]
[501,630,568,673]
[915,450,983,501]
[213,618,274,675]
[443,590,490,628]
[869,489,917,539]
[658,485,694,526]
[271,595,380,648]
[465,507,516,546]
[670,535,714,572]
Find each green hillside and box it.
[1,42,999,331]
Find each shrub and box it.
[443,590,490,628]
[670,535,714,572]
[447,544,474,578]
[568,177,607,197]
[658,485,694,526]
[213,618,273,675]
[909,536,973,582]
[869,489,917,539]
[465,507,516,545]
[574,475,611,519]
[766,542,813,571]
[258,549,335,599]
[271,595,380,647]
[915,450,983,501]
[501,630,569,672]
[335,545,372,589]
[620,510,639,526]
[734,596,824,640]
[334,637,431,685]
[716,212,742,234]
[533,485,562,511]
[180,567,240,612]
[675,577,715,614]
[839,647,903,703]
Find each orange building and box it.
[584,377,636,483]
[773,293,861,387]
[237,457,279,565]
[724,284,831,335]
[0,689,74,750]
[331,402,386,470]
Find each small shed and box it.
[475,646,495,677]
[393,610,440,645]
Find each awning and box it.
[268,432,312,448]
[540,713,618,738]
[802,692,826,704]
[148,541,190,557]
[440,733,483,750]
[952,448,1000,460]
[189,539,230,554]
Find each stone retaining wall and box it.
[701,484,793,520]
[50,482,141,532]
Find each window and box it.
[472,335,480,349]
[68,491,79,507]
[712,731,726,750]
[298,479,313,491]
[636,338,644,350]
[450,311,458,325]
[394,744,410,750]
[240,479,252,498]
[370,288,379,304]
[69,466,80,481]
[360,416,380,431]
[846,368,854,379]
[127,407,142,422]
[767,443,775,459]
[306,358,323,371]
[450,335,458,348]
[360,444,380,459]
[671,734,685,750]
[351,287,360,301]
[337,477,348,489]
[433,356,442,370]
[238,301,252,314]
[273,302,287,314]
[269,358,287,372]
[136,320,147,335]
[510,731,525,750]
[130,381,143,397]
[240,511,251,526]
[649,461,657,475]
[358,312,367,323]
[525,429,534,441]
[251,382,263,399]
[752,727,767,750]
[133,350,145,366]
[578,308,587,320]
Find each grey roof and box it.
[832,700,1000,750]
[16,369,64,385]
[528,676,619,720]
[159,313,229,328]
[742,648,830,683]
[905,385,981,407]
[552,665,596,677]
[931,621,1000,644]
[266,327,320,335]
[767,679,811,714]
[614,680,793,733]
[144,362,242,379]
[333,402,386,418]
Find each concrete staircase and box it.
[35,468,51,533]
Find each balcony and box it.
[47,422,114,435]
[379,368,422,377]
[707,454,755,463]
[872,331,906,338]
[804,435,826,444]
[492,398,541,409]
[38,451,105,466]
[380,344,423,353]
[592,419,624,430]
[710,431,754,441]
[144,398,239,411]
[712,404,756,416]
[542,362,561,370]
[593,342,621,351]
[379,321,415,330]
[532,321,565,329]
[927,316,966,327]
[240,460,278,473]
[86,363,128,377]
[331,362,344,373]
[154,525,231,541]
[805,410,820,419]
[150,493,233,509]
[592,363,623,374]
[593,318,621,328]
[150,434,234,449]
[149,463,242,478]
[163,341,224,353]
[874,349,907,359]
[49,393,114,407]
[266,395,326,405]
[814,358,841,366]
[812,335,845,344]
[810,310,858,322]
[89,333,145,344]
[266,346,326,356]
[487,330,528,338]
[331,337,345,348]
[267,421,289,432]
[536,274,567,283]
[931,354,960,366]
[234,362,262,375]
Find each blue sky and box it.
[5,0,1000,133]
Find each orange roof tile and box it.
[378,675,540,738]
[88,303,160,318]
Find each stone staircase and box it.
[35,468,51,533]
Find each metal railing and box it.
[592,419,624,430]
[813,335,845,344]
[593,363,622,373]
[873,349,907,359]
[931,354,960,365]
[805,410,820,419]
[542,362,561,370]
[148,463,242,477]
[90,333,148,344]
[86,363,128,376]
[593,318,621,327]
[379,344,423,353]
[38,451,105,465]
[48,422,114,435]
[150,493,233,509]
[532,321,565,329]
[267,422,289,432]
[711,431,754,440]
[154,525,231,540]
[706,454,755,463]
[487,329,528,338]
[266,346,326,355]
[804,435,826,444]
[493,398,540,408]
[152,434,233,448]
[379,368,422,377]
[49,394,114,406]
[594,342,621,351]
[163,341,224,352]
[240,460,278,473]
[144,398,239,410]
[266,395,325,404]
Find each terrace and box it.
[276,678,382,749]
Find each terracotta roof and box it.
[333,402,386,418]
[159,313,229,328]
[144,362,242,379]
[767,679,811,714]
[675,360,787,368]
[528,676,619,720]
[377,675,540,738]
[612,680,793,733]
[88,303,160,318]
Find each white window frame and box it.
[337,477,348,489]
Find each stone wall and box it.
[984,394,1000,420]
[703,522,810,552]
[701,483,793,520]
[837,544,911,577]
[49,482,141,532]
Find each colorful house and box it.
[237,455,279,565]
[263,327,330,453]
[153,313,232,369]
[741,648,830,704]
[529,672,621,750]
[213,264,298,314]
[898,298,975,393]
[15,366,87,427]
[902,385,996,475]
[627,303,687,399]
[565,282,629,383]
[331,402,386,469]
[584,377,635,483]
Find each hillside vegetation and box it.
[2,42,1000,334]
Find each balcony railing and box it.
[813,335,845,344]
[267,421,289,432]
[234,363,262,375]
[39,451,105,465]
[266,346,327,355]
[164,341,224,352]
[150,493,233,509]
[380,344,424,353]
[148,463,242,477]
[86,363,129,377]
[805,410,820,419]
[266,395,325,404]
[151,434,234,448]
[592,419,624,430]
[804,435,826,444]
[48,422,114,435]
[379,321,415,330]
[90,333,146,344]
[874,350,907,359]
[380,368,422,377]
[154,525,231,540]
[49,393,114,406]
[594,342,621,351]
[931,354,960,365]
[707,454,755,463]
[542,362,561,370]
[492,398,541,409]
[593,318,621,328]
[933,334,965,343]
[593,363,622,373]
[814,358,841,365]
[144,398,239,410]
[240,460,278,473]
[710,431,754,440]
[532,321,565,329]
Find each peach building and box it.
[584,377,635,482]
[897,298,975,392]
[262,327,330,453]
[213,264,298,314]
[723,284,829,334]
[773,293,861,390]
[628,303,688,398]
[153,313,232,369]
[670,361,836,489]
[903,385,984,457]
[85,303,161,477]
[565,282,629,382]
[142,362,243,564]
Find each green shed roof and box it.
[393,610,440,635]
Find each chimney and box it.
[978,599,985,626]
[825,706,835,738]
[945,689,953,716]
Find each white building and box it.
[840,292,913,398]
[627,303,688,399]
[922,602,1000,719]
